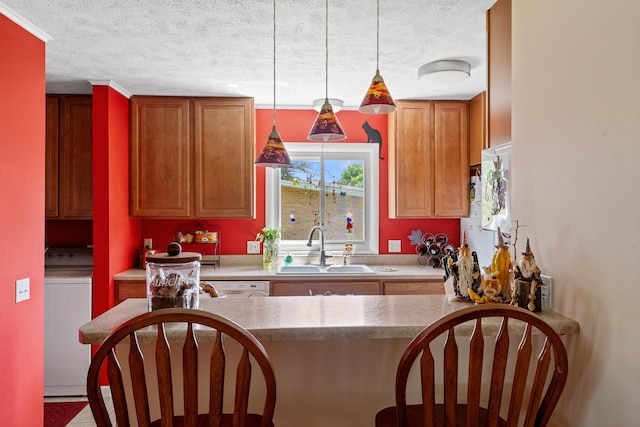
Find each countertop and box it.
[114,254,446,281]
[79,295,580,344]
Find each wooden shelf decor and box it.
[173,221,220,267]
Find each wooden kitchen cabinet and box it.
[270,280,380,296]
[45,97,59,218]
[388,100,469,218]
[193,98,254,218]
[382,280,445,295]
[487,0,512,147]
[114,277,444,300]
[114,280,146,304]
[130,97,192,217]
[469,92,487,166]
[130,96,255,218]
[46,95,93,219]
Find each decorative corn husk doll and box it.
[513,238,543,312]
[469,227,513,304]
[444,231,482,302]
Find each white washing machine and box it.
[44,248,93,396]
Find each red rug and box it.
[44,401,89,427]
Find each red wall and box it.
[141,109,459,255]
[0,13,46,426]
[92,85,141,316]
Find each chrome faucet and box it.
[307,226,331,266]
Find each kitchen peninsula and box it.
[80,296,579,427]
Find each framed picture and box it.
[481,142,512,231]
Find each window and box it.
[266,143,379,254]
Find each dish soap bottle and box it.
[284,251,293,266]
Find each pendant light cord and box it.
[376,0,380,70]
[273,0,277,125]
[325,0,329,100]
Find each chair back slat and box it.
[376,304,569,427]
[522,339,552,427]
[466,318,485,427]
[128,332,152,427]
[86,308,276,427]
[443,327,459,427]
[208,330,225,426]
[419,347,436,427]
[155,323,174,426]
[506,324,533,426]
[182,322,199,427]
[485,317,510,426]
[232,349,253,426]
[105,349,130,427]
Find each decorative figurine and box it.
[513,238,543,312]
[444,232,482,302]
[469,227,513,304]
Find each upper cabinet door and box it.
[45,97,59,218]
[488,0,512,146]
[469,91,487,166]
[59,96,93,219]
[130,97,191,217]
[389,101,434,218]
[433,102,469,217]
[193,98,255,218]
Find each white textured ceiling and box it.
[3,0,496,109]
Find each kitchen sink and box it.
[324,264,376,274]
[276,264,376,275]
[276,265,324,274]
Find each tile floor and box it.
[45,394,114,426]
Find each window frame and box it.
[265,142,379,255]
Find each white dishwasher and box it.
[203,280,270,297]
[44,248,93,396]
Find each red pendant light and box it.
[255,0,292,168]
[359,0,396,114]
[308,0,346,141]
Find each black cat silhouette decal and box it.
[362,121,384,159]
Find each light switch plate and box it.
[16,278,30,303]
[388,240,401,253]
[247,241,261,254]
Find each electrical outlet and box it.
[388,240,401,253]
[247,241,261,254]
[16,278,30,303]
[540,275,552,310]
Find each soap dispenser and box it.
[284,251,293,266]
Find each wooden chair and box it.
[87,308,276,427]
[375,304,568,427]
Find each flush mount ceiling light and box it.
[255,0,292,168]
[418,59,471,85]
[308,0,346,141]
[313,98,343,113]
[359,0,396,114]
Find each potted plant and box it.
[256,227,282,270]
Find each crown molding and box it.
[88,80,133,99]
[0,3,52,42]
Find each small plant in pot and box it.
[256,227,282,270]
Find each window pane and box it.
[323,160,364,242]
[279,159,364,242]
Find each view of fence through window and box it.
[279,159,365,242]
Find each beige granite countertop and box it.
[114,254,446,281]
[79,295,580,345]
